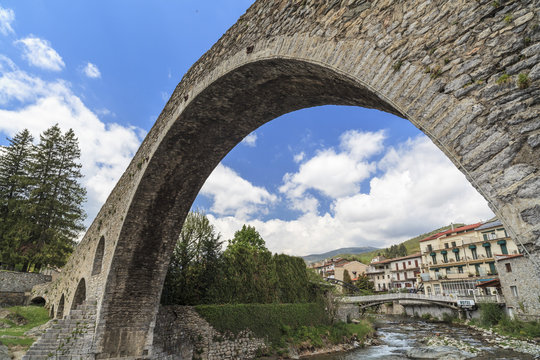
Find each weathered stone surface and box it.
[24,0,540,358]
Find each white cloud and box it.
[293,151,305,163]
[15,36,65,71]
[241,132,257,147]
[199,163,277,219]
[0,56,143,225]
[0,6,15,35]
[280,130,385,205]
[82,62,101,78]
[204,133,493,256]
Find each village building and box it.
[366,256,391,292]
[419,219,520,297]
[495,254,540,321]
[334,260,368,283]
[366,253,422,292]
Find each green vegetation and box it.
[517,73,530,89]
[471,303,540,340]
[0,306,49,349]
[0,125,86,271]
[392,60,403,72]
[497,73,511,85]
[162,216,319,305]
[504,14,513,24]
[195,303,374,355]
[339,224,463,264]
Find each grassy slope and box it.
[0,306,49,348]
[339,224,465,264]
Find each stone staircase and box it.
[23,301,97,359]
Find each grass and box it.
[470,303,540,341]
[0,306,50,349]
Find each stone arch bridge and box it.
[26,0,539,358]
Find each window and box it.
[510,286,518,297]
[397,273,400,280]
[442,253,448,263]
[485,246,492,258]
[475,264,480,276]
[455,252,460,261]
[471,248,478,260]
[408,261,411,265]
[458,267,464,274]
[445,243,449,249]
[427,244,433,252]
[387,275,390,279]
[505,263,512,272]
[431,255,437,264]
[451,241,456,248]
[403,262,406,269]
[415,260,419,268]
[500,243,508,255]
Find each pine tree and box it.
[0,129,34,269]
[23,125,86,270]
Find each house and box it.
[388,253,422,290]
[495,254,540,321]
[419,219,519,297]
[334,260,367,283]
[366,256,391,292]
[308,257,348,279]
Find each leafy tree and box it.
[354,273,375,293]
[0,130,34,269]
[161,210,223,305]
[228,224,266,251]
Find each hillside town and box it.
[308,218,540,321]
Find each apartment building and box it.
[419,219,519,297]
[366,253,422,292]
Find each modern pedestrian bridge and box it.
[341,293,503,310]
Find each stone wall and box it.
[496,255,540,321]
[0,271,51,306]
[152,306,267,360]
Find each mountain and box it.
[302,246,378,264]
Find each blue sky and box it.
[0,1,494,255]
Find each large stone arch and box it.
[28,1,538,358]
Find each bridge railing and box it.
[342,293,505,304]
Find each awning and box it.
[476,279,500,288]
[452,248,459,253]
[497,240,506,245]
[430,252,436,256]
[441,250,447,254]
[482,242,491,247]
[469,245,477,249]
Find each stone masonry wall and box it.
[496,255,540,320]
[0,271,51,306]
[152,306,267,360]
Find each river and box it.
[309,316,537,359]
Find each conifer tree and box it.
[23,125,86,270]
[0,129,34,269]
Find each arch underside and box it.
[99,58,407,354]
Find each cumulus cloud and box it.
[293,152,305,163]
[0,6,15,35]
[15,36,65,71]
[0,56,143,224]
[280,130,385,207]
[82,62,101,78]
[241,132,257,147]
[204,133,493,256]
[199,163,277,219]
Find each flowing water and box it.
[309,316,538,359]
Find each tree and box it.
[228,224,266,251]
[24,126,86,270]
[343,269,353,294]
[354,273,375,293]
[161,210,223,305]
[0,130,34,269]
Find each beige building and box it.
[366,253,422,292]
[419,219,519,297]
[334,260,368,283]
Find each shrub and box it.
[479,303,504,327]
[517,73,531,89]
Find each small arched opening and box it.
[92,236,105,276]
[56,294,65,319]
[30,297,46,306]
[70,278,86,312]
[50,305,55,318]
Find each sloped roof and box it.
[419,223,482,242]
[475,219,503,231]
